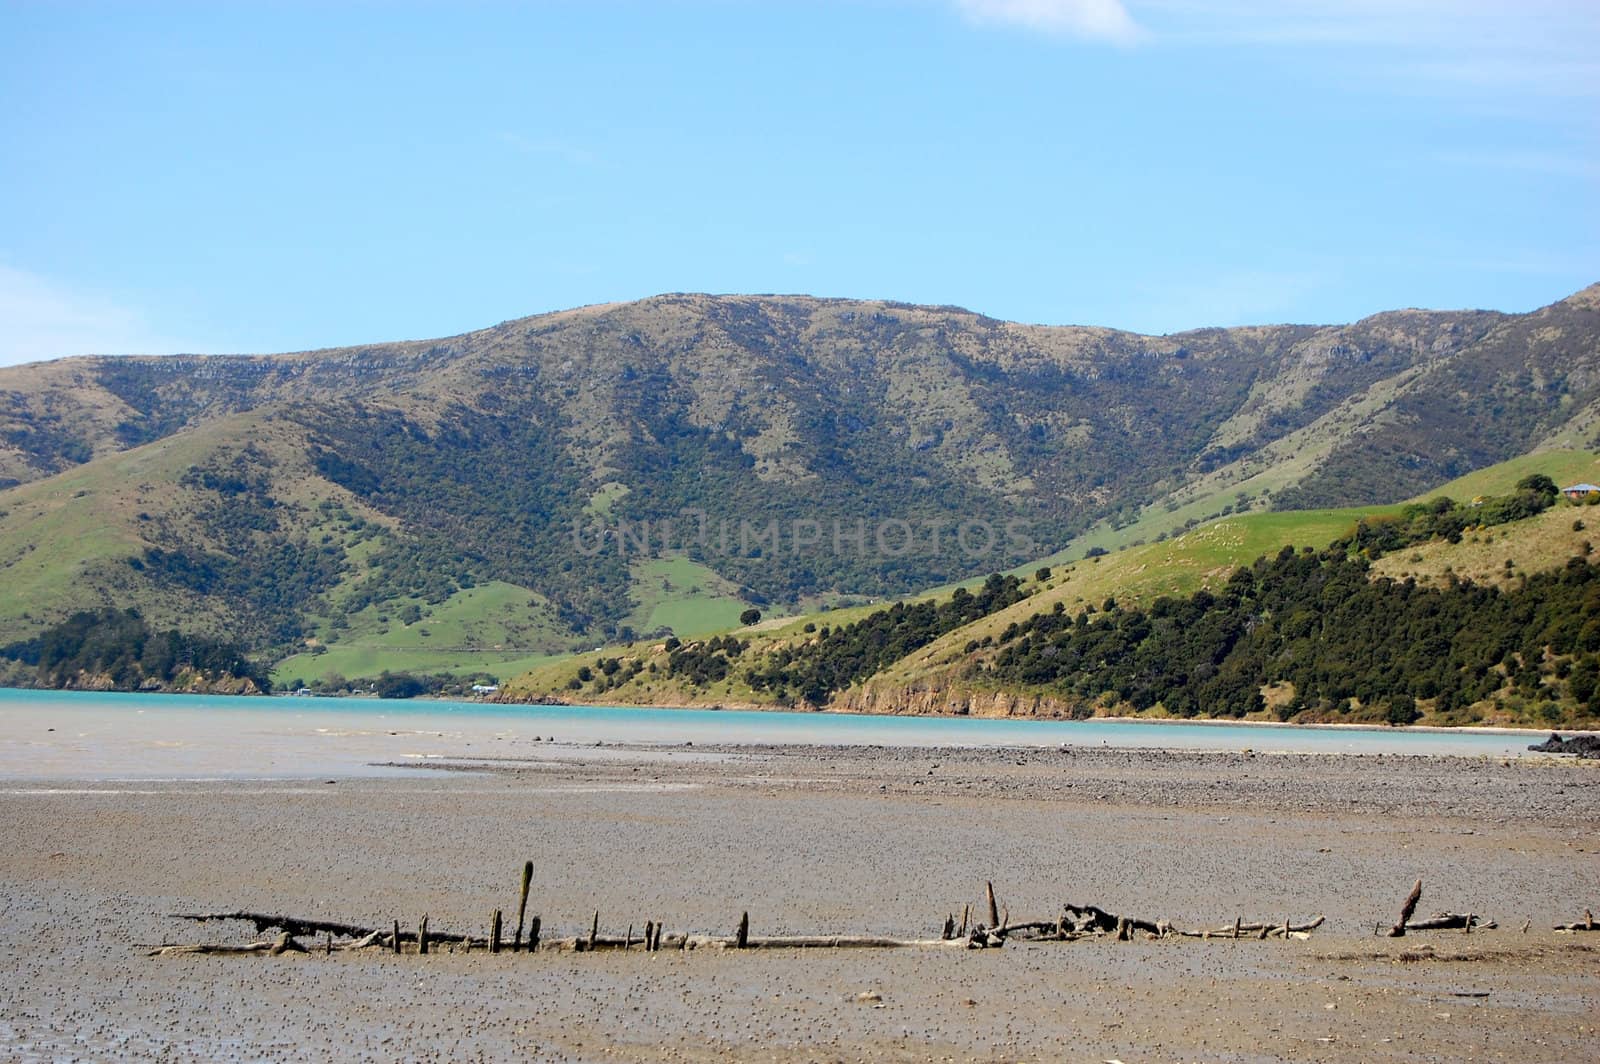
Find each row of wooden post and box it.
[374,869,1341,956]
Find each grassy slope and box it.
[624,556,755,640]
[874,452,1600,689]
[0,410,578,683]
[0,413,312,640]
[1031,372,1421,566]
[271,580,569,686]
[0,412,764,683]
[1369,504,1600,590]
[1036,441,1600,575]
[500,507,1385,707]
[272,557,761,687]
[503,449,1600,712]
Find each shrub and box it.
[374,672,426,699]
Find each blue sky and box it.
[1,1,1595,364]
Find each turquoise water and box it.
[0,686,1555,757]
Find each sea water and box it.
[0,686,1553,758]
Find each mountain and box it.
[0,286,1597,677]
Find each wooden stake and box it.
[644,920,654,951]
[490,909,503,954]
[737,911,749,949]
[942,914,955,940]
[514,860,533,952]
[625,924,633,950]
[393,919,401,955]
[418,915,429,955]
[529,915,541,952]
[985,882,999,929]
[1232,916,1241,940]
[1387,879,1423,938]
[589,910,599,952]
[959,903,969,937]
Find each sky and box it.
[0,0,1596,365]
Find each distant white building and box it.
[471,683,499,695]
[1562,483,1600,502]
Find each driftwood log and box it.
[149,931,307,957]
[1381,881,1496,936]
[169,912,489,950]
[1406,913,1495,932]
[1554,909,1597,932]
[995,905,1325,942]
[169,912,377,939]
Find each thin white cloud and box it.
[954,0,1145,43]
[0,265,183,367]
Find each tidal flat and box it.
[1,705,1596,1062]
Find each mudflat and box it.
[1,714,1596,1062]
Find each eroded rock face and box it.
[59,669,262,696]
[830,683,1084,719]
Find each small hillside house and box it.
[1562,483,1600,501]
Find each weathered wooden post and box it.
[393,919,401,954]
[528,915,541,952]
[1388,879,1423,938]
[985,882,999,930]
[941,914,955,940]
[737,911,749,949]
[588,910,599,952]
[644,920,654,951]
[419,915,430,955]
[514,860,533,951]
[490,909,503,954]
[958,903,969,937]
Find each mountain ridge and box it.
[1,286,1597,671]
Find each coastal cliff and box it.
[829,683,1082,720]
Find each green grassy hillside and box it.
[502,449,1600,728]
[2,287,1598,673]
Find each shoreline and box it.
[7,683,1595,738]
[1,691,1592,785]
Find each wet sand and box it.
[1,709,1597,1061]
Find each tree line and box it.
[746,573,1028,705]
[980,545,1600,726]
[0,608,270,692]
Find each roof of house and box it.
[1563,483,1600,492]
